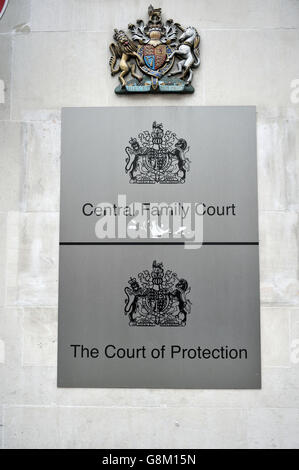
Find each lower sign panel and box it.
[58,245,260,389]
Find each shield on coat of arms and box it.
[143,44,167,70]
[146,288,169,314]
[145,148,170,175]
[0,0,8,19]
[137,44,174,78]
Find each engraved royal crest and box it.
[124,261,191,327]
[109,5,200,94]
[125,121,191,184]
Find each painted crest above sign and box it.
[109,5,200,94]
[0,0,9,20]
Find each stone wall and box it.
[0,0,299,448]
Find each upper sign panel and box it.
[60,106,258,245]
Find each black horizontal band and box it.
[60,241,259,246]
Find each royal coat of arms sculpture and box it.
[124,261,191,326]
[125,121,190,183]
[109,5,200,94]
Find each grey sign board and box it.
[58,106,261,389]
